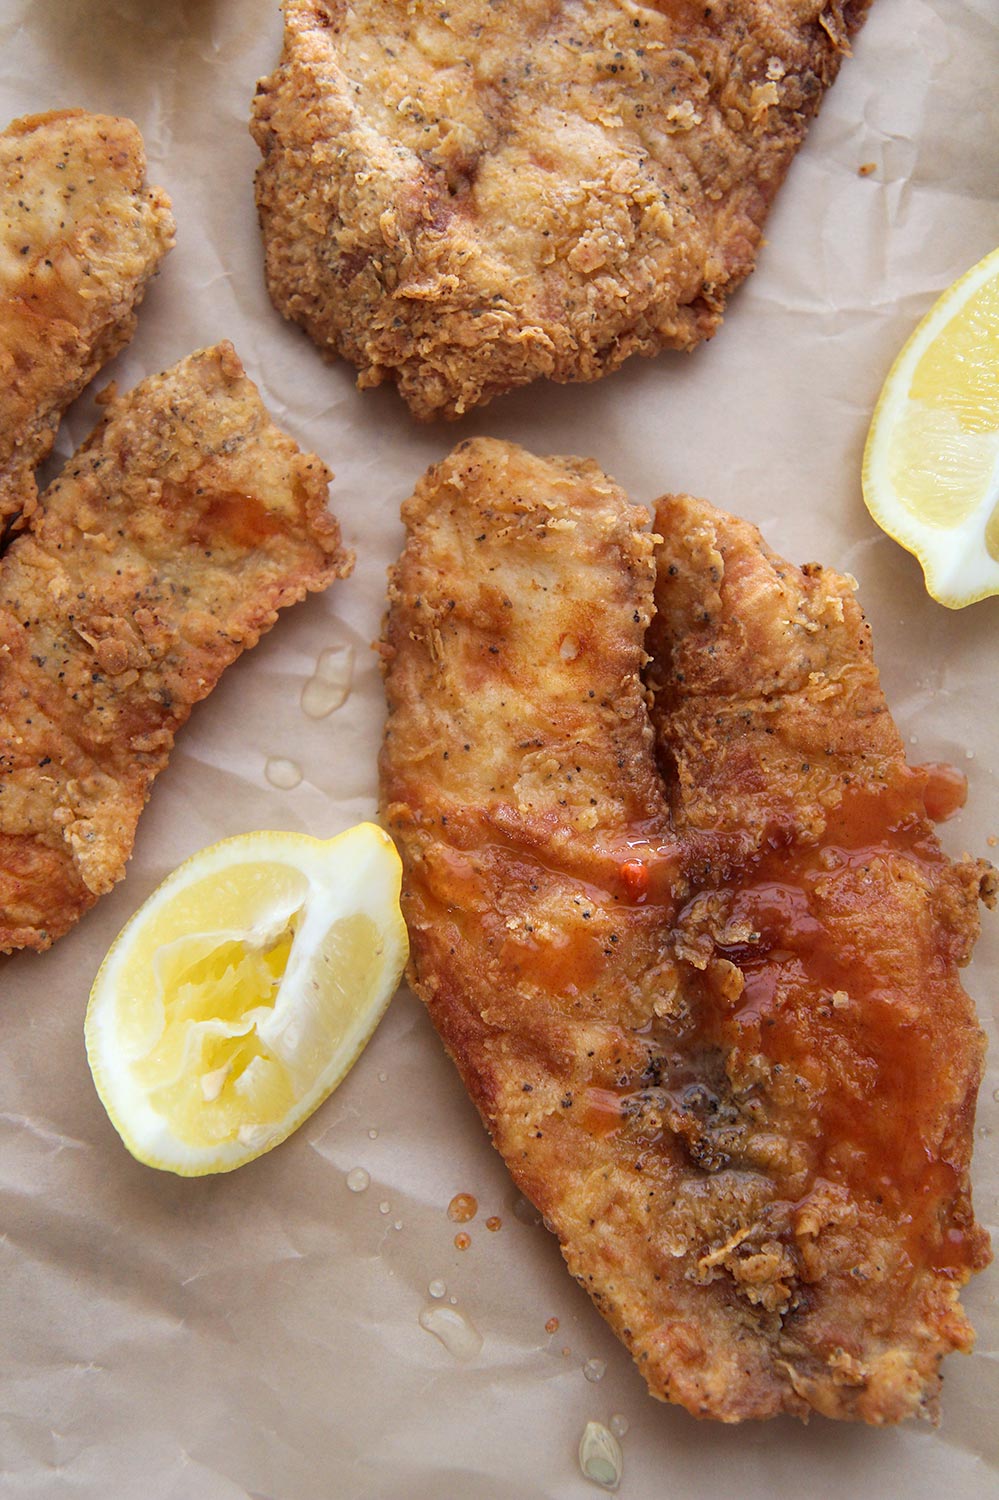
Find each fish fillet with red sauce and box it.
[379,437,994,1422]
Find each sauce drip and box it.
[177,485,286,550]
[917,761,967,822]
[447,1192,477,1223]
[694,768,982,1278]
[583,765,984,1286]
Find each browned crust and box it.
[379,438,992,1423]
[253,0,872,418]
[0,108,175,531]
[0,342,351,952]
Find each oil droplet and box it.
[265,757,302,790]
[418,1304,483,1361]
[393,1219,403,1230]
[513,1196,540,1227]
[368,1128,379,1139]
[545,1317,560,1335]
[579,1421,623,1492]
[345,1167,370,1193]
[378,1201,391,1215]
[609,1414,629,1440]
[486,1216,502,1232]
[428,1279,446,1299]
[301,645,354,718]
[447,1193,478,1223]
[453,1232,471,1251]
[561,1346,571,1358]
[583,1357,607,1383]
[449,1296,458,1305]
[378,1071,388,1083]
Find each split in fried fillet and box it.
[253,0,871,418]
[0,109,175,531]
[379,437,993,1423]
[0,342,351,953]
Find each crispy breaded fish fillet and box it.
[253,0,870,419]
[379,437,993,1422]
[0,342,350,953]
[0,109,174,531]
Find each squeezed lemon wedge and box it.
[862,246,999,607]
[85,824,408,1175]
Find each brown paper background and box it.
[1,1,997,1494]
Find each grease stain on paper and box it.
[301,645,354,719]
[265,757,302,790]
[418,1303,483,1361]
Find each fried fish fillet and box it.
[0,110,174,531]
[253,0,871,419]
[0,342,350,953]
[379,437,993,1422]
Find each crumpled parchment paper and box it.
[1,2,996,1496]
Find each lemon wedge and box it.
[862,246,999,607]
[85,824,409,1176]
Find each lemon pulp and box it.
[910,274,999,434]
[890,275,999,533]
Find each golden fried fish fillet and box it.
[253,0,871,419]
[0,110,174,531]
[379,437,993,1423]
[0,342,350,953]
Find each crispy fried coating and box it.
[0,343,350,953]
[0,110,174,531]
[379,437,993,1422]
[253,0,870,419]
